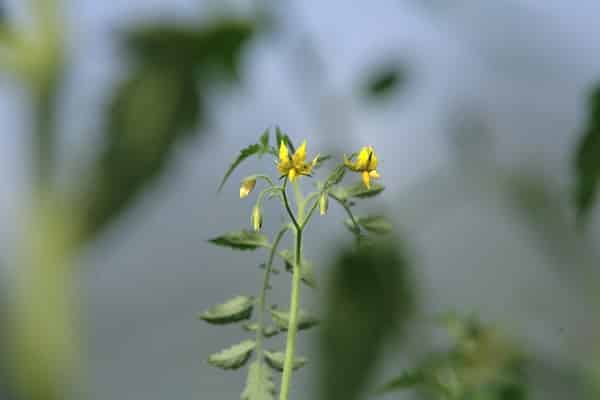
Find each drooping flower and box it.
[344,146,380,189]
[277,140,319,182]
[239,178,257,198]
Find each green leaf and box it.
[364,63,406,99]
[264,350,307,372]
[199,295,254,324]
[279,249,317,289]
[574,85,600,223]
[324,165,346,188]
[317,239,415,400]
[259,129,270,150]
[209,230,269,250]
[275,126,295,153]
[241,361,275,400]
[313,154,333,170]
[346,182,385,199]
[270,309,319,331]
[376,369,426,394]
[356,215,392,234]
[218,143,262,192]
[243,323,280,338]
[208,340,255,370]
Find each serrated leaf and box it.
[242,361,275,400]
[346,182,385,198]
[376,369,426,394]
[209,230,269,250]
[199,295,254,324]
[259,129,270,149]
[324,165,346,188]
[243,323,280,338]
[313,154,332,170]
[270,309,319,331]
[279,249,317,288]
[263,350,307,372]
[218,143,262,191]
[208,340,255,370]
[356,216,392,234]
[275,126,295,153]
[574,85,600,223]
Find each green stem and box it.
[255,227,288,358]
[279,228,302,400]
[282,179,300,231]
[329,193,361,237]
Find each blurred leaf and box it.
[279,249,317,288]
[324,165,346,187]
[270,309,319,331]
[209,230,269,250]
[317,239,414,400]
[241,361,276,400]
[574,85,600,224]
[259,129,270,149]
[79,20,255,240]
[313,154,332,170]
[243,323,280,338]
[346,182,385,199]
[208,340,255,370]
[355,215,392,234]
[376,369,426,394]
[364,64,406,99]
[199,295,254,324]
[263,350,306,372]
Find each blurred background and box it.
[1,1,600,399]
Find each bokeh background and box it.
[2,1,600,399]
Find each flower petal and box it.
[362,171,371,188]
[293,140,307,164]
[356,147,371,170]
[279,141,289,163]
[369,170,380,179]
[288,168,297,182]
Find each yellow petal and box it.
[292,140,307,164]
[368,149,378,170]
[362,171,371,188]
[356,146,371,170]
[369,170,380,179]
[279,140,289,163]
[288,168,297,182]
[252,206,262,231]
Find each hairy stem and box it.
[279,228,302,400]
[255,227,288,359]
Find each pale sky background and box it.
[2,1,600,399]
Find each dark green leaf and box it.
[270,309,319,331]
[364,64,406,99]
[199,295,254,324]
[324,165,346,188]
[263,350,307,372]
[275,126,295,153]
[376,369,426,394]
[208,340,255,370]
[209,230,269,250]
[318,239,415,400]
[313,154,333,170]
[259,129,270,150]
[346,182,385,199]
[279,249,317,288]
[218,143,262,192]
[241,361,275,400]
[243,323,280,338]
[574,85,600,223]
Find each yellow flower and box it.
[239,178,256,198]
[344,146,380,189]
[277,140,319,182]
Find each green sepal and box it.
[199,295,254,324]
[270,309,319,331]
[263,350,307,372]
[208,230,269,250]
[207,339,256,370]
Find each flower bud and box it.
[319,193,329,215]
[239,178,257,198]
[251,205,262,231]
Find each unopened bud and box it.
[319,193,328,215]
[252,205,263,231]
[240,178,257,198]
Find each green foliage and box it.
[79,19,255,240]
[242,361,276,400]
[264,351,307,372]
[376,369,426,394]
[208,340,256,370]
[270,309,319,331]
[313,154,333,170]
[279,249,317,288]
[275,126,295,153]
[317,239,414,400]
[199,296,254,324]
[344,182,385,199]
[574,85,600,223]
[355,215,392,234]
[209,230,270,250]
[219,143,263,191]
[364,63,406,99]
[243,323,280,338]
